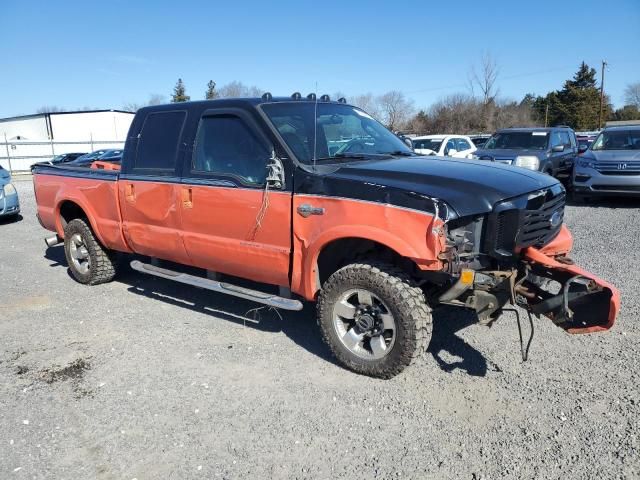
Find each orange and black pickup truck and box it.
[32,95,620,378]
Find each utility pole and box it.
[598,60,607,129]
[545,102,549,127]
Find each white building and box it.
[0,110,134,171]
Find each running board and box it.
[130,260,303,311]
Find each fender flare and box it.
[53,194,109,247]
[293,225,429,300]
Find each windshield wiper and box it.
[382,150,414,156]
[313,153,385,162]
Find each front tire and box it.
[317,262,432,378]
[63,218,117,285]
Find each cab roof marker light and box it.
[261,92,273,101]
[338,97,347,103]
[291,92,302,100]
[320,94,330,102]
[307,93,316,101]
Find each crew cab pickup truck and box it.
[32,95,620,378]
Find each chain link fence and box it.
[1,136,125,173]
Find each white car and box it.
[412,135,477,158]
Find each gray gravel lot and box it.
[1,178,639,479]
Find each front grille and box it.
[592,185,640,192]
[487,185,565,259]
[596,161,640,176]
[519,189,565,247]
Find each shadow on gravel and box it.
[44,246,336,366]
[428,307,488,377]
[45,246,490,375]
[0,213,23,225]
[566,195,640,209]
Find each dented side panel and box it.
[291,194,445,300]
[180,186,292,287]
[34,173,131,253]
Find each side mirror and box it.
[578,144,588,154]
[265,151,285,189]
[403,137,413,149]
[552,145,565,153]
[447,148,457,156]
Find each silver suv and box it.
[573,125,640,199]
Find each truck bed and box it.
[32,164,131,253]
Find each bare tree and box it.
[350,93,381,120]
[469,52,500,105]
[378,91,414,131]
[624,82,640,108]
[123,94,166,112]
[217,81,263,98]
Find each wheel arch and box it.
[54,197,107,246]
[293,227,428,300]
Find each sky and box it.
[1,0,639,118]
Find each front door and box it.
[179,110,292,287]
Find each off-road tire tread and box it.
[317,261,432,379]
[63,218,117,285]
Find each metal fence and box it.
[1,136,125,173]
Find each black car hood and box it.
[296,156,559,218]
[583,150,640,161]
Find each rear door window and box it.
[134,111,186,172]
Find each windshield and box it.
[483,131,549,150]
[591,130,640,151]
[413,139,442,152]
[261,102,412,163]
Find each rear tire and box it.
[317,261,432,378]
[63,218,117,285]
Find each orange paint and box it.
[179,185,292,287]
[538,224,573,257]
[523,246,619,333]
[33,173,131,253]
[290,195,445,300]
[118,181,190,264]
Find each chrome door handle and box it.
[297,204,324,218]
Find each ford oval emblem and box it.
[549,211,562,228]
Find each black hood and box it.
[296,156,559,218]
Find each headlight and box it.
[3,183,16,196]
[513,156,540,170]
[471,154,480,160]
[577,158,596,169]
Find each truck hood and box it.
[582,150,640,161]
[303,156,559,218]
[473,148,545,160]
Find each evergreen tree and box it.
[205,80,218,100]
[529,63,610,130]
[171,78,190,103]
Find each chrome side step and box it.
[130,260,303,311]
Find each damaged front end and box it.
[518,243,619,333]
[435,185,620,334]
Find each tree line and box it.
[120,60,640,134]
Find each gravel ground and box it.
[1,178,639,479]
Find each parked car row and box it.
[411,124,640,200]
[33,149,124,168]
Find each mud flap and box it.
[522,248,620,334]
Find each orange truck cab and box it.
[32,94,619,378]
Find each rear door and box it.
[179,108,292,287]
[119,110,191,264]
